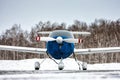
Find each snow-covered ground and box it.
[0,58,120,70]
[0,58,120,80]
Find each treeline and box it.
[0,19,120,64]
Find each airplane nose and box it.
[56,36,63,44]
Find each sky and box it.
[0,0,120,34]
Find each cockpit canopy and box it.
[49,30,74,38]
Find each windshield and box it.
[49,30,74,38]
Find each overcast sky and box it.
[0,0,120,34]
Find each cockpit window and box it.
[49,30,74,38]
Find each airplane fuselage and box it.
[46,30,74,59]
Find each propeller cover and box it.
[56,36,63,44]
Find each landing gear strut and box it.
[47,52,64,70]
[34,59,46,70]
[73,52,87,70]
[58,59,64,70]
[82,62,87,70]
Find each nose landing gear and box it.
[58,59,64,70]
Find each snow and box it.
[0,58,120,70]
[0,58,120,80]
[1,72,120,80]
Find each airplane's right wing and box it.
[0,45,46,54]
[74,47,120,54]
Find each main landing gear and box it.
[73,52,87,70]
[35,62,40,70]
[82,62,87,70]
[34,59,46,70]
[34,53,87,70]
[34,58,64,70]
[47,53,64,70]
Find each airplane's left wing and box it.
[0,45,46,54]
[74,47,120,54]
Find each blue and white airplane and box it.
[0,30,120,70]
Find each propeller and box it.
[36,36,82,43]
[63,38,82,43]
[36,36,56,42]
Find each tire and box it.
[82,62,87,70]
[83,68,87,70]
[35,62,40,70]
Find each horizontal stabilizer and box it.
[37,32,51,34]
[72,32,91,36]
[38,31,91,36]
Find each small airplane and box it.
[0,30,120,70]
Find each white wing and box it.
[0,45,46,54]
[74,47,120,54]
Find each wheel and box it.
[83,67,87,70]
[82,62,87,70]
[35,62,40,70]
[58,62,64,70]
[35,67,40,70]
[58,66,64,70]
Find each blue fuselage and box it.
[47,36,74,59]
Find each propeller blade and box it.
[36,36,82,44]
[63,38,82,43]
[36,36,56,42]
[41,37,56,41]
